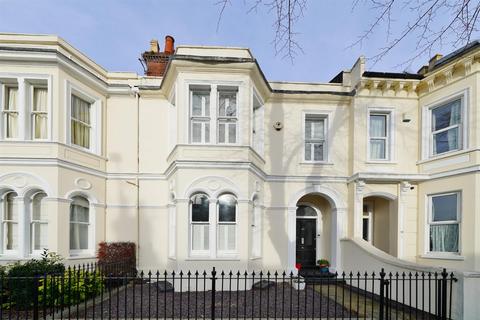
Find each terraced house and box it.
[0,33,479,275]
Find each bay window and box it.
[428,192,460,253]
[304,114,327,162]
[189,84,240,145]
[430,98,462,155]
[189,192,239,258]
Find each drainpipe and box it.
[128,86,140,268]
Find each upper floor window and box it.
[71,95,92,149]
[304,114,327,162]
[217,89,238,144]
[32,87,48,140]
[3,86,18,139]
[431,99,462,155]
[189,84,239,145]
[69,196,91,253]
[428,192,460,254]
[190,88,211,144]
[368,112,391,160]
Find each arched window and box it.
[217,194,237,253]
[30,192,47,253]
[296,205,317,217]
[69,196,90,252]
[2,191,18,253]
[190,194,209,253]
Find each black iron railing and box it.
[0,264,457,319]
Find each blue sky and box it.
[0,0,462,82]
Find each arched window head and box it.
[190,194,209,253]
[218,194,236,222]
[31,192,48,253]
[2,191,18,252]
[296,205,317,217]
[70,196,90,252]
[217,194,237,253]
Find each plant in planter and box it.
[317,259,330,273]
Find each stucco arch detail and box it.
[0,172,52,197]
[183,176,242,199]
[363,192,397,201]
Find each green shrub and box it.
[38,269,104,307]
[5,250,65,308]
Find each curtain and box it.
[430,224,459,252]
[31,193,48,251]
[4,192,18,250]
[218,224,236,251]
[71,96,91,148]
[192,224,209,251]
[69,197,89,250]
[370,139,386,159]
[370,115,387,159]
[33,88,48,139]
[5,88,18,138]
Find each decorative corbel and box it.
[400,181,412,194]
[355,180,366,195]
[444,67,453,84]
[464,57,473,75]
[427,78,435,92]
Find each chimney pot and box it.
[428,53,443,70]
[150,39,159,53]
[164,35,175,55]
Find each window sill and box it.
[300,161,334,166]
[366,160,397,164]
[417,148,473,164]
[420,254,465,261]
[68,253,96,260]
[186,256,240,261]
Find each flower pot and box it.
[319,265,329,273]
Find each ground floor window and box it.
[428,192,460,253]
[189,192,238,258]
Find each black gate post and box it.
[33,275,39,320]
[379,268,386,320]
[211,267,217,320]
[440,268,448,320]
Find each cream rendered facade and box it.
[0,33,479,274]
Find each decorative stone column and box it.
[331,207,347,272]
[353,180,366,238]
[397,181,411,259]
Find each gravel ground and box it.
[74,282,355,318]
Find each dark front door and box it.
[296,218,317,267]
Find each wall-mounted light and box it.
[402,113,412,123]
[273,121,283,131]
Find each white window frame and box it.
[30,85,49,141]
[1,191,18,256]
[425,191,461,256]
[302,112,329,163]
[69,195,95,257]
[251,89,265,157]
[186,81,242,146]
[29,191,48,255]
[216,194,238,257]
[422,89,468,160]
[189,87,211,144]
[217,88,238,144]
[66,81,102,155]
[0,74,52,141]
[362,201,373,243]
[189,193,211,257]
[367,108,395,162]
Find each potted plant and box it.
[317,259,330,273]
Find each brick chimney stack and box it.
[141,36,175,77]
